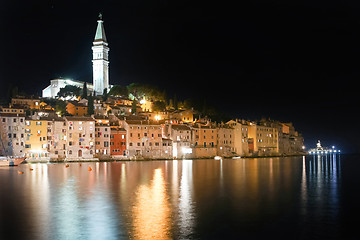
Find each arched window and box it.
[69,150,72,155]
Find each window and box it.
[13,118,16,123]
[25,129,31,133]
[25,144,31,149]
[36,121,41,126]
[104,141,109,147]
[2,118,5,123]
[69,150,72,155]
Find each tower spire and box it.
[94,13,107,43]
[92,13,109,95]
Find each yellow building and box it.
[24,119,49,161]
[248,123,279,155]
[11,97,41,109]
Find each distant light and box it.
[181,147,192,154]
[155,115,161,121]
[332,146,335,149]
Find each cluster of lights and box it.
[308,146,341,155]
[309,150,341,154]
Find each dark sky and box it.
[1,0,360,152]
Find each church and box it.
[42,14,110,98]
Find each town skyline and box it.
[1,1,358,152]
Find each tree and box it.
[131,99,138,114]
[102,88,108,101]
[57,85,81,98]
[82,82,88,99]
[108,85,128,97]
[153,101,166,112]
[55,100,68,116]
[87,95,94,115]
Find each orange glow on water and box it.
[132,168,171,240]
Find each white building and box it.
[42,14,110,98]
[42,78,94,98]
[0,113,25,157]
[92,14,110,95]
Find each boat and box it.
[0,156,26,167]
[214,156,223,160]
[308,140,340,155]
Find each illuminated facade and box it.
[11,97,40,109]
[165,124,193,158]
[42,78,94,98]
[66,101,88,116]
[24,119,49,161]
[94,117,110,158]
[110,127,127,157]
[46,117,67,161]
[64,116,96,160]
[92,14,110,95]
[0,113,25,157]
[192,124,217,158]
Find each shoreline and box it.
[23,153,307,164]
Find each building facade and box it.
[0,113,25,157]
[192,124,217,158]
[110,127,127,157]
[24,119,49,161]
[64,116,96,160]
[46,117,67,161]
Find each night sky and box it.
[1,0,360,153]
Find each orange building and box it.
[110,127,127,157]
[66,101,88,116]
[192,123,217,158]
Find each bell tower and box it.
[92,13,109,95]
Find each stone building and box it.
[64,116,96,161]
[0,113,25,157]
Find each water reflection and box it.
[178,160,194,239]
[132,168,171,240]
[301,154,341,237]
[0,156,351,239]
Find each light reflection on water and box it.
[0,155,352,239]
[132,168,171,240]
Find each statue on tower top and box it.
[98,12,103,20]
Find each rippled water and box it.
[0,155,359,239]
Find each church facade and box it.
[42,15,110,98]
